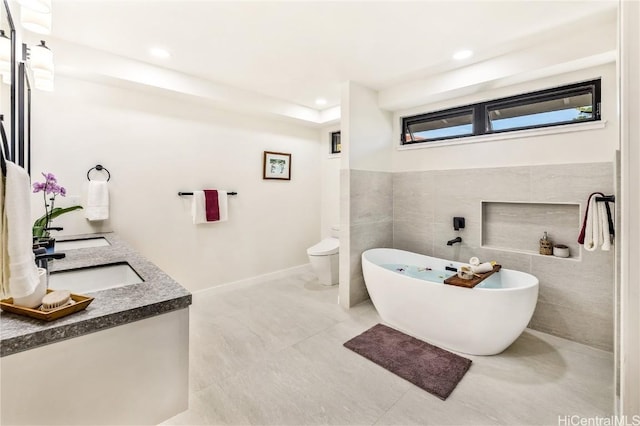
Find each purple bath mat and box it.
[344,323,471,400]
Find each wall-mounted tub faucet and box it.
[447,237,462,246]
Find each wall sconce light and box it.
[21,3,51,35]
[16,0,51,14]
[0,30,11,85]
[30,40,53,72]
[29,40,54,91]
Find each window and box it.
[404,108,474,143]
[402,79,601,145]
[331,131,341,154]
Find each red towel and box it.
[203,190,220,222]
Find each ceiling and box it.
[46,0,617,112]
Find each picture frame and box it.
[263,151,291,180]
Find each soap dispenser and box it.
[539,231,553,255]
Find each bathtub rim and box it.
[361,247,538,292]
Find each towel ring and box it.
[87,164,111,182]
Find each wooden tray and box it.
[0,290,94,321]
[444,264,502,288]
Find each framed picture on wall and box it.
[263,151,291,180]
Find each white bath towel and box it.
[0,173,9,297]
[217,190,228,222]
[5,162,40,298]
[598,200,611,251]
[583,195,611,251]
[191,190,207,224]
[192,190,228,224]
[85,181,109,221]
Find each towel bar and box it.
[595,195,615,203]
[178,191,238,196]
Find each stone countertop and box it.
[0,233,192,357]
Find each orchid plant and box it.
[32,172,83,239]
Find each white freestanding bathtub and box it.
[361,248,539,355]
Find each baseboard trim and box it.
[192,263,313,295]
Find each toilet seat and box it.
[307,238,339,256]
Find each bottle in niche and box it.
[539,231,553,255]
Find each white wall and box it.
[392,63,618,172]
[341,82,393,172]
[320,124,340,239]
[31,76,321,292]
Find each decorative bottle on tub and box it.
[539,231,553,255]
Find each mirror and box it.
[17,59,30,173]
[0,0,15,162]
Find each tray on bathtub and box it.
[443,264,502,288]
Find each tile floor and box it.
[162,268,614,426]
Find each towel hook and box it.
[595,195,615,203]
[87,164,111,182]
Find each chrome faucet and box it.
[447,237,462,246]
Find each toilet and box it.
[307,226,339,286]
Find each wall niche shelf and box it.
[480,244,581,261]
[481,201,581,261]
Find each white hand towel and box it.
[5,162,40,298]
[191,190,207,224]
[217,190,228,222]
[584,195,613,252]
[583,195,599,251]
[598,201,611,251]
[85,181,109,221]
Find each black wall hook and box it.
[87,164,111,181]
[595,195,615,203]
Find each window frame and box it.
[401,79,601,145]
[330,131,341,154]
[403,106,476,144]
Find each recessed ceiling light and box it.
[149,47,170,59]
[315,98,327,106]
[452,49,473,60]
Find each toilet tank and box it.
[330,225,340,238]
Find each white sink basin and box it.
[49,263,143,293]
[56,237,110,251]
